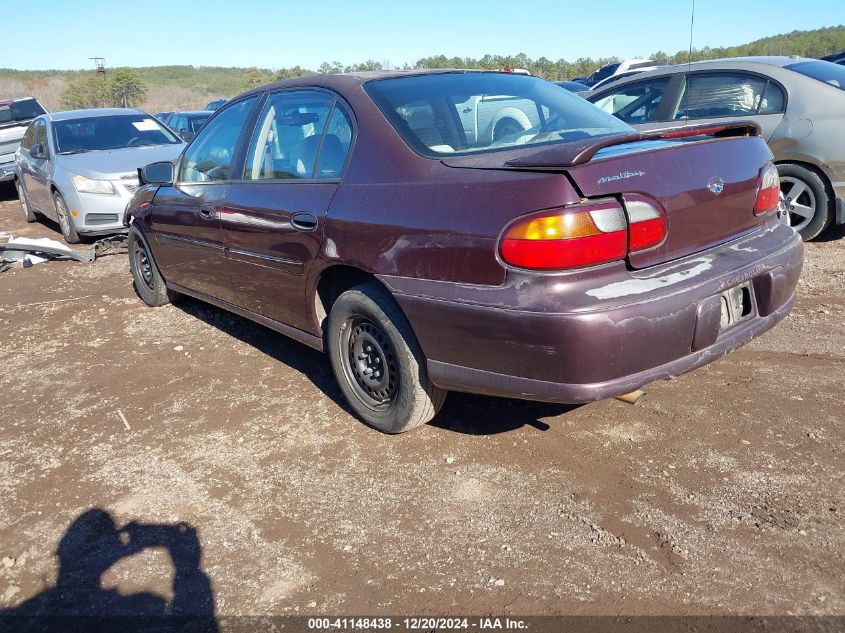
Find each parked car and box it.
[14,108,183,243]
[821,51,845,65]
[586,57,845,240]
[154,111,174,124]
[554,80,590,92]
[0,97,47,182]
[582,59,661,87]
[165,110,214,141]
[205,98,227,111]
[586,67,669,93]
[125,70,802,433]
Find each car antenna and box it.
[680,0,695,120]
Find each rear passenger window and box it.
[676,73,784,119]
[244,91,335,180]
[20,121,36,150]
[316,105,353,179]
[592,77,670,124]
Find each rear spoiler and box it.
[501,121,761,170]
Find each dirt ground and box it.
[0,180,843,621]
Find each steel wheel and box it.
[341,315,399,410]
[780,176,816,233]
[55,195,70,234]
[133,237,155,292]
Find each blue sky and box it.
[1,0,841,71]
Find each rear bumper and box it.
[381,221,803,403]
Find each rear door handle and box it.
[290,212,318,232]
[199,204,216,220]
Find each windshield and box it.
[365,73,633,157]
[785,60,845,91]
[52,114,180,153]
[0,99,46,125]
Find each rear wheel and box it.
[16,180,36,223]
[128,226,175,307]
[777,163,832,241]
[326,282,446,433]
[53,191,80,244]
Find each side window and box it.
[244,91,334,180]
[592,77,670,124]
[759,82,785,114]
[179,97,258,183]
[316,105,353,179]
[677,73,780,119]
[20,120,37,151]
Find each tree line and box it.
[39,24,845,110]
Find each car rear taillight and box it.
[500,200,627,270]
[754,162,780,215]
[625,195,667,251]
[499,197,667,271]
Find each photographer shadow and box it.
[0,508,217,633]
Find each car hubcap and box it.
[134,240,155,291]
[343,317,398,409]
[779,176,816,232]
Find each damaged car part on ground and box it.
[0,233,128,272]
[124,70,803,434]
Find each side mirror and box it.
[139,161,175,186]
[30,143,47,160]
[179,130,195,142]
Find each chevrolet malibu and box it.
[125,70,803,433]
[14,108,183,243]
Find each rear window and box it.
[785,60,845,91]
[365,72,632,157]
[0,99,46,125]
[53,114,180,154]
[188,114,211,133]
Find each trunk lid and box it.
[442,123,773,269]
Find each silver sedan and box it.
[585,56,845,240]
[14,108,184,243]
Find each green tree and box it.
[107,68,147,108]
[59,74,110,109]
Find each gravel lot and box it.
[0,181,843,621]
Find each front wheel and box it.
[53,191,80,244]
[128,226,175,307]
[326,282,446,433]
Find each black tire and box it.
[16,180,36,223]
[326,282,447,433]
[53,191,80,244]
[128,226,175,307]
[777,163,832,241]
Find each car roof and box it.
[47,108,146,121]
[235,68,531,100]
[585,56,813,96]
[0,97,40,106]
[172,110,214,116]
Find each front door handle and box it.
[199,204,216,220]
[290,212,318,232]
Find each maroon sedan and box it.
[125,70,803,433]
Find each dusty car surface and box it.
[125,70,803,433]
[586,56,845,240]
[14,108,183,243]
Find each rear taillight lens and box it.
[625,195,667,251]
[500,200,627,270]
[754,162,780,215]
